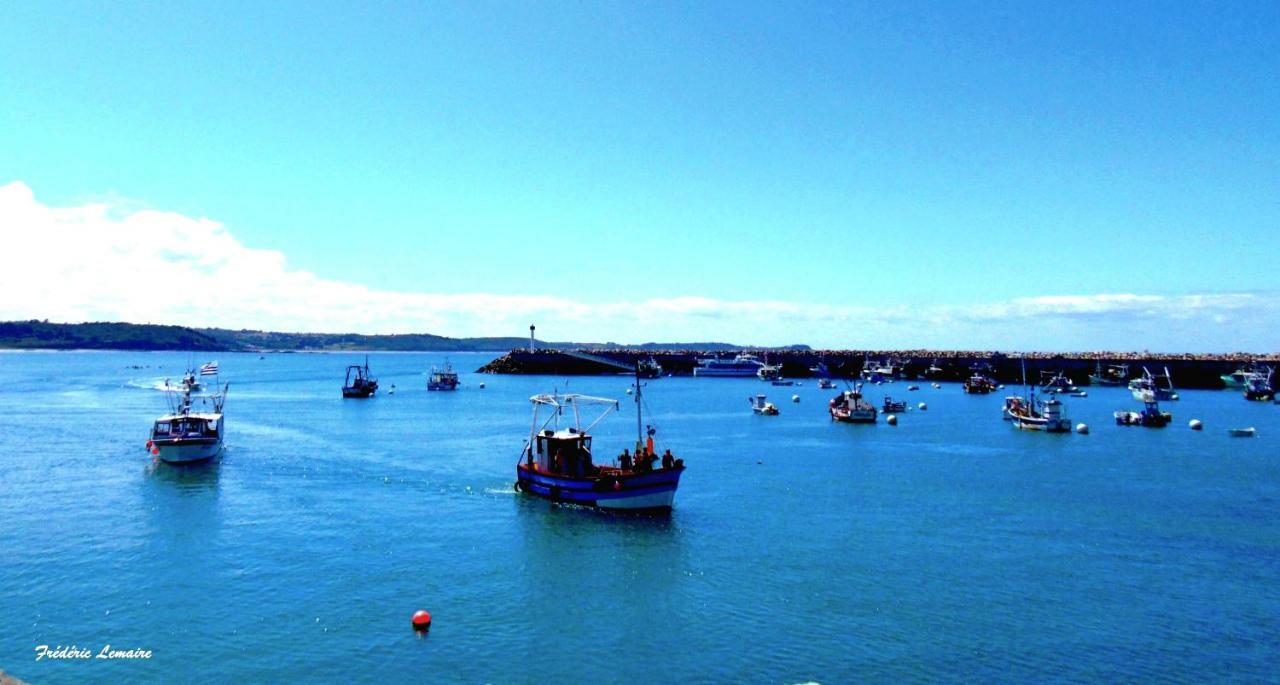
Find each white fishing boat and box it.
[1001,395,1026,420]
[749,394,780,415]
[147,376,228,464]
[757,363,784,382]
[829,383,877,423]
[1008,358,1071,433]
[1128,366,1179,401]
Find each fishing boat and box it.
[829,384,877,423]
[514,363,685,510]
[1128,366,1179,401]
[1001,395,1026,420]
[963,374,995,394]
[1227,427,1257,438]
[817,378,837,390]
[427,360,460,391]
[923,358,945,378]
[1114,391,1172,427]
[1040,370,1076,394]
[341,357,378,398]
[693,353,765,377]
[1220,365,1254,389]
[148,377,228,464]
[637,357,663,379]
[1243,367,1275,401]
[1008,359,1072,432]
[757,363,784,382]
[1088,362,1129,386]
[860,358,899,383]
[882,396,907,413]
[181,360,218,392]
[749,394,780,415]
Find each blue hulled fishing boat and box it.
[515,363,685,511]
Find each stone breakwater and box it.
[477,349,1280,389]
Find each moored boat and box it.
[1114,391,1172,427]
[515,363,685,510]
[1089,362,1129,386]
[427,360,460,391]
[1129,366,1179,401]
[1040,370,1076,394]
[148,377,228,464]
[342,356,378,398]
[694,353,765,377]
[1243,367,1274,401]
[637,356,663,379]
[1002,395,1026,420]
[1008,358,1072,432]
[757,362,784,382]
[882,396,907,413]
[963,374,995,394]
[1227,427,1257,438]
[749,394,780,415]
[830,383,877,423]
[817,378,837,389]
[1221,366,1254,389]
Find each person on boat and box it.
[661,449,675,469]
[619,449,632,471]
[641,450,658,473]
[645,434,655,457]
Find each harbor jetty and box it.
[477,348,1280,389]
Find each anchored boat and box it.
[427,360,459,391]
[963,374,996,394]
[694,353,765,377]
[1243,367,1275,401]
[750,394,780,415]
[515,363,685,510]
[882,396,907,413]
[148,376,228,464]
[830,383,877,423]
[1089,362,1129,386]
[1128,366,1179,401]
[1115,390,1172,427]
[637,357,663,379]
[1040,370,1076,395]
[342,356,379,398]
[1008,359,1072,432]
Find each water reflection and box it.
[146,455,222,493]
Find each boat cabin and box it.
[152,413,222,441]
[528,428,596,477]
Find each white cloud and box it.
[0,181,1275,351]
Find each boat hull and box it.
[1011,416,1071,432]
[694,368,760,377]
[427,381,458,391]
[516,465,683,510]
[153,438,223,464]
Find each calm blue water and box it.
[1,351,1278,682]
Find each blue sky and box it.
[1,1,1277,349]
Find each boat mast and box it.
[635,361,643,450]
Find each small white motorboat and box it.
[1227,427,1257,438]
[750,394,780,415]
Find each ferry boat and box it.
[342,357,378,398]
[148,377,228,464]
[693,353,765,377]
[829,383,877,423]
[1008,359,1071,432]
[427,360,460,391]
[963,374,996,394]
[1128,366,1179,401]
[514,363,685,511]
[1088,362,1129,386]
[1243,367,1275,401]
[1114,391,1172,427]
[749,394,780,415]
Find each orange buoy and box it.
[411,610,432,631]
[151,447,160,456]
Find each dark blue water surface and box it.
[1,351,1278,683]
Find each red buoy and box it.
[145,440,153,450]
[411,610,431,631]
[151,447,160,456]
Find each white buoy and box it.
[917,402,927,410]
[625,388,632,394]
[479,382,486,389]
[791,394,800,402]
[886,414,898,425]
[1076,423,1089,434]
[932,382,941,389]
[1189,419,1203,430]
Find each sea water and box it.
[1,351,1277,682]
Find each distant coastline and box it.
[0,320,779,353]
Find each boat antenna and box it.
[634,360,643,448]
